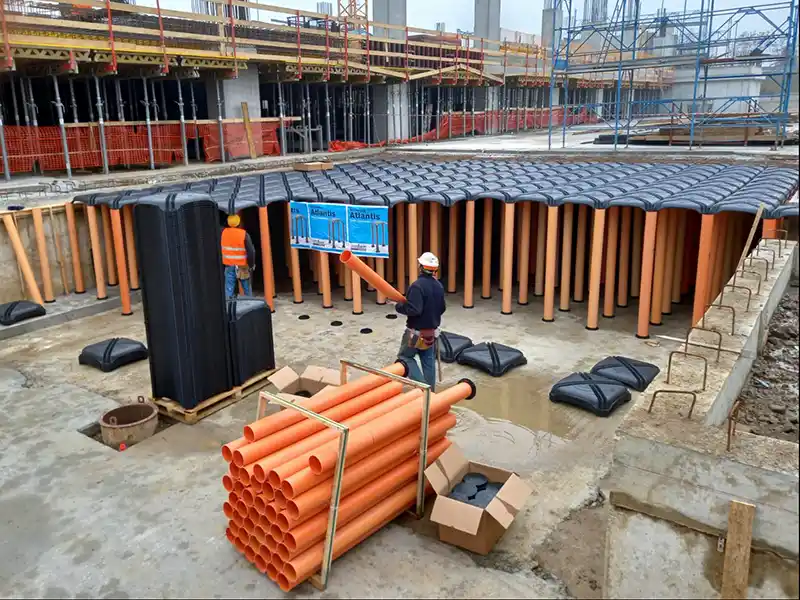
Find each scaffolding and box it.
[546,0,800,149]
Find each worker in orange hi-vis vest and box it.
[221,214,256,298]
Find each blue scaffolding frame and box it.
[546,0,799,150]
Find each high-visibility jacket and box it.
[221,227,248,266]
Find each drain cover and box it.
[360,328,373,334]
[386,314,398,320]
[331,320,343,327]
[298,315,310,320]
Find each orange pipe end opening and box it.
[233,481,245,496]
[222,475,234,492]
[277,573,293,591]
[267,470,282,489]
[276,512,292,531]
[241,488,255,506]
[242,517,256,533]
[254,495,267,513]
[225,527,236,545]
[270,524,284,541]
[254,553,269,573]
[223,502,235,520]
[258,514,271,531]
[280,480,296,499]
[265,534,279,553]
[244,544,256,563]
[283,532,297,553]
[276,542,291,561]
[267,563,280,582]
[283,563,298,582]
[235,500,248,518]
[274,489,288,508]
[265,503,278,522]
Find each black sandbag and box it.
[457,342,527,377]
[438,331,474,363]
[228,296,276,386]
[0,300,45,326]
[590,356,660,392]
[79,338,149,372]
[549,372,631,417]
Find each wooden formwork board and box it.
[153,368,275,424]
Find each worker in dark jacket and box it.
[394,252,446,390]
[221,214,256,298]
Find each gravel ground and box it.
[736,279,799,444]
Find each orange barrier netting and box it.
[0,122,282,174]
[329,107,598,152]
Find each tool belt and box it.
[405,327,439,351]
[235,266,251,281]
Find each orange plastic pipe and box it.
[661,208,679,315]
[100,205,117,286]
[573,204,588,303]
[617,207,631,308]
[308,381,474,475]
[257,206,275,310]
[498,205,506,292]
[265,388,424,487]
[364,258,375,292]
[586,208,606,330]
[447,204,458,293]
[375,259,387,305]
[396,204,406,294]
[559,203,573,312]
[278,479,426,591]
[30,208,55,303]
[518,202,532,306]
[281,438,450,560]
[430,202,440,262]
[636,211,659,339]
[110,209,132,316]
[121,205,139,291]
[481,198,493,299]
[534,203,547,296]
[319,252,333,309]
[407,204,418,285]
[463,200,475,308]
[254,389,423,483]
[222,436,249,462]
[286,203,303,304]
[343,259,353,300]
[501,203,515,314]
[233,381,403,467]
[351,270,363,313]
[650,209,669,326]
[243,362,405,442]
[711,213,728,303]
[631,208,644,298]
[64,202,85,294]
[542,205,559,321]
[339,250,406,303]
[602,207,619,318]
[84,206,107,300]
[671,209,688,304]
[282,411,455,508]
[762,218,778,239]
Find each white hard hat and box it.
[418,252,439,269]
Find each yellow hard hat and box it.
[227,214,241,227]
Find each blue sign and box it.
[289,202,389,258]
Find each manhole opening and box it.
[78,415,177,451]
[360,328,373,334]
[331,320,343,327]
[298,315,310,320]
[385,314,398,320]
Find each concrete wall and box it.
[205,65,261,120]
[606,508,799,599]
[475,0,501,54]
[667,63,763,114]
[372,83,410,142]
[373,0,407,41]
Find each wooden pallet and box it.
[152,369,276,425]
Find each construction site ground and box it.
[736,279,800,443]
[0,286,692,598]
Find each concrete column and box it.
[373,0,406,40]
[205,67,261,120]
[373,83,409,143]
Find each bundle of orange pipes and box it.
[220,360,476,592]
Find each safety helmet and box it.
[227,214,241,227]
[418,252,439,270]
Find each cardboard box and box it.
[293,161,333,172]
[267,365,340,397]
[424,444,532,555]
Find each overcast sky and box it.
[155,0,788,42]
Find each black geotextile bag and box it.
[438,331,474,364]
[0,300,45,326]
[228,297,276,386]
[457,342,527,377]
[549,372,631,417]
[79,338,148,372]
[134,193,233,410]
[590,356,660,392]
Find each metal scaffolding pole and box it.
[436,85,441,140]
[348,84,354,143]
[51,75,72,179]
[324,82,332,150]
[159,80,168,120]
[175,75,189,166]
[9,75,20,125]
[115,78,125,121]
[305,83,313,152]
[93,75,109,174]
[151,80,160,122]
[612,0,629,150]
[277,81,287,156]
[189,81,200,161]
[68,79,78,123]
[365,84,371,145]
[0,104,10,181]
[687,0,707,150]
[101,77,110,121]
[471,87,476,136]
[215,75,226,163]
[84,79,94,122]
[448,87,453,138]
[141,76,155,170]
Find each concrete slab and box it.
[0,285,692,597]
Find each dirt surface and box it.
[533,490,607,600]
[736,279,800,444]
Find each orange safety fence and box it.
[329,107,599,152]
[0,121,282,174]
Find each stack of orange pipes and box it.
[220,361,476,592]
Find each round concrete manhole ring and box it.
[100,397,158,448]
[331,320,343,327]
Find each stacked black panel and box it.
[134,193,233,410]
[227,297,276,386]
